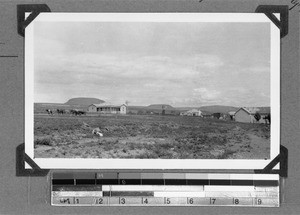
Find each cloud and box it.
[188,54,224,69]
[35,51,222,86]
[33,21,271,106]
[193,88,220,100]
[246,66,270,73]
[190,88,223,105]
[34,50,270,107]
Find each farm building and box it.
[212,112,222,119]
[228,111,236,120]
[88,104,127,114]
[201,110,212,118]
[234,107,270,123]
[180,109,202,116]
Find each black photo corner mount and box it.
[16,4,51,176]
[16,143,49,177]
[254,5,289,178]
[17,4,51,37]
[255,5,289,38]
[254,145,288,178]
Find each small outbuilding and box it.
[180,109,202,116]
[234,107,270,123]
[234,108,254,123]
[201,110,212,118]
[212,112,222,119]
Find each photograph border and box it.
[25,12,280,170]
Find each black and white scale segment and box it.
[51,172,279,207]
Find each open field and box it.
[34,114,270,159]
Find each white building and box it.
[180,109,202,116]
[88,104,127,114]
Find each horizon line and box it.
[34,102,270,108]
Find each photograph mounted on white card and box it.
[24,13,280,169]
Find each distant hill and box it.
[175,107,196,111]
[147,104,175,110]
[126,104,180,115]
[199,105,239,114]
[65,97,105,106]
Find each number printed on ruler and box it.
[95,197,108,205]
[74,198,80,204]
[210,198,216,205]
[233,198,239,205]
[120,197,126,204]
[142,197,148,204]
[188,198,194,204]
[257,198,262,205]
[165,198,171,205]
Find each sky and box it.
[33,21,271,107]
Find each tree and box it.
[254,112,261,122]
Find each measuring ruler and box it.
[51,172,279,207]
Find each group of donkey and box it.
[46,109,86,116]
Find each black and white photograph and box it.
[25,13,280,169]
[3,0,300,213]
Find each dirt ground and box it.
[34,114,270,159]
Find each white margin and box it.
[25,13,280,169]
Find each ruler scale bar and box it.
[51,172,280,207]
[53,179,278,186]
[76,179,96,185]
[187,180,210,185]
[106,185,205,192]
[96,179,119,185]
[103,191,154,197]
[53,185,102,191]
[141,179,165,185]
[52,197,279,207]
[53,191,103,197]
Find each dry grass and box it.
[34,115,270,159]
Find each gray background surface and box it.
[0,0,299,214]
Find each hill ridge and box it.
[147,104,175,110]
[65,97,105,106]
